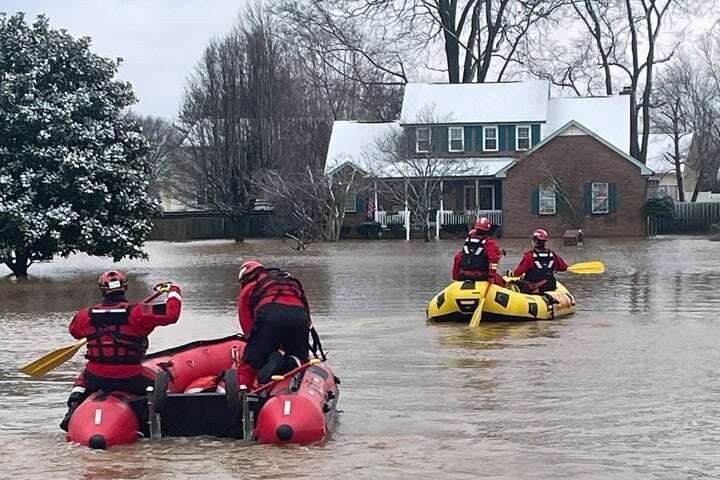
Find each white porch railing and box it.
[435,209,503,239]
[375,210,411,240]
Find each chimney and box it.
[620,86,632,95]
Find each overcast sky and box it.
[1,0,244,119]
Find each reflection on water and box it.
[1,237,719,479]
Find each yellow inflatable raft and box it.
[427,279,576,322]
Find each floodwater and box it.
[1,237,719,479]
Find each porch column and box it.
[436,180,444,240]
[404,180,410,241]
[373,181,378,222]
[475,179,479,219]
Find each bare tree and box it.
[653,59,692,201]
[373,122,471,241]
[255,165,368,247]
[127,113,185,201]
[278,0,568,85]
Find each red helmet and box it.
[98,270,128,295]
[533,228,549,241]
[474,217,492,232]
[238,260,263,284]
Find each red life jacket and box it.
[459,236,490,279]
[84,303,149,365]
[524,249,556,283]
[248,269,309,315]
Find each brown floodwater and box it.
[1,237,719,479]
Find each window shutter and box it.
[356,195,364,213]
[609,183,618,213]
[531,186,539,215]
[431,126,441,153]
[475,127,482,152]
[584,183,592,215]
[531,124,541,146]
[464,126,473,151]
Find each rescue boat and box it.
[65,335,339,449]
[426,279,576,322]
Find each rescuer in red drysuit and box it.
[236,261,323,388]
[452,217,507,287]
[60,271,182,431]
[511,228,568,294]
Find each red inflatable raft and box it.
[65,335,339,449]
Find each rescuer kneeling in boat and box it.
[511,228,568,294]
[60,271,182,431]
[236,261,320,388]
[452,217,506,287]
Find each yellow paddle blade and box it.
[468,297,485,328]
[20,338,88,377]
[567,261,605,274]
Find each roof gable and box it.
[400,80,549,125]
[526,120,653,175]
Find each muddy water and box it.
[1,237,719,479]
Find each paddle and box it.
[468,281,493,328]
[19,287,170,378]
[567,261,605,274]
[250,358,322,395]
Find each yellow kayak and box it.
[427,279,576,322]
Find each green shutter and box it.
[609,183,618,213]
[464,126,473,151]
[498,125,515,151]
[584,183,592,215]
[356,195,364,213]
[474,127,482,152]
[431,126,447,153]
[531,124,541,146]
[531,186,539,215]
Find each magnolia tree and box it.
[0,14,155,277]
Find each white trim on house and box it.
[539,186,556,215]
[448,126,464,152]
[516,125,531,151]
[416,127,431,153]
[483,126,498,152]
[591,182,610,214]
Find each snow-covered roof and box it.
[645,132,693,174]
[325,121,402,174]
[546,96,630,153]
[400,80,550,124]
[374,157,516,179]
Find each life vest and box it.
[247,269,327,360]
[459,236,490,277]
[524,250,556,283]
[84,303,149,365]
[248,269,309,315]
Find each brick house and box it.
[325,80,654,238]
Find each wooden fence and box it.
[651,202,720,234]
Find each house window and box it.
[344,194,357,213]
[591,182,609,214]
[416,127,431,153]
[448,127,464,152]
[539,186,556,215]
[483,126,498,151]
[516,125,530,151]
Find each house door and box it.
[463,186,477,210]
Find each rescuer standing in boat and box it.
[512,228,568,293]
[60,271,182,431]
[452,217,507,286]
[236,261,322,388]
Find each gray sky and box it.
[2,0,244,119]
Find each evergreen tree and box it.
[0,13,156,277]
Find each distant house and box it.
[325,80,654,238]
[645,132,694,201]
